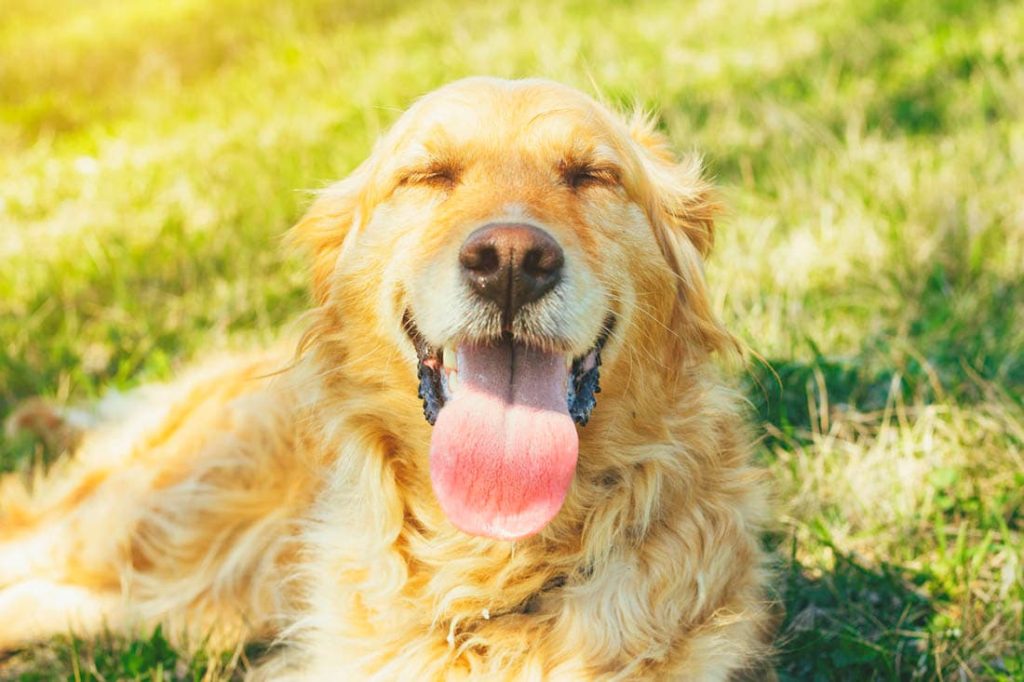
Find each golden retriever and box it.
[0,77,773,680]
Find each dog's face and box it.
[294,78,728,541]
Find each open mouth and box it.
[404,313,615,541]
[410,319,614,428]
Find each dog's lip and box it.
[401,311,614,360]
[401,310,435,364]
[404,311,615,426]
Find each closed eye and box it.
[560,161,620,190]
[398,162,461,189]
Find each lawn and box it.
[1,0,1022,679]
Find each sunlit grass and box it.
[1,0,1022,678]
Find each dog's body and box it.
[1,78,772,680]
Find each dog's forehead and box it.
[393,80,621,158]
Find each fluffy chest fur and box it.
[271,347,771,681]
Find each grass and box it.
[1,0,1022,678]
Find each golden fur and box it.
[0,78,773,680]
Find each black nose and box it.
[459,223,564,322]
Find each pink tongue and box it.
[429,341,578,540]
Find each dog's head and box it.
[293,78,730,541]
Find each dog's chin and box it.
[403,313,614,541]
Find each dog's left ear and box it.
[628,113,717,257]
[628,113,735,356]
[288,161,372,306]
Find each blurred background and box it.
[1,0,1021,679]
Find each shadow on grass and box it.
[744,257,1024,446]
[772,530,939,681]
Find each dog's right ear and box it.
[288,161,372,305]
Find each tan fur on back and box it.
[0,78,773,680]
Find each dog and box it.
[0,77,773,680]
